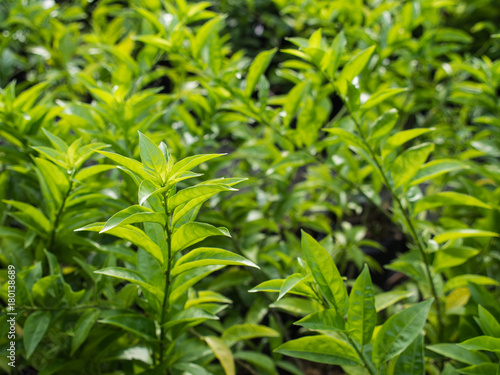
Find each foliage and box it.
[1,0,499,374]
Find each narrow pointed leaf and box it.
[245,48,277,97]
[275,336,360,366]
[24,311,51,358]
[99,314,156,341]
[205,336,235,375]
[101,205,166,233]
[301,230,348,315]
[172,222,231,254]
[295,309,345,331]
[71,309,100,355]
[138,131,167,180]
[94,267,164,301]
[372,299,433,365]
[348,265,376,347]
[172,247,258,277]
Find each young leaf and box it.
[372,299,433,365]
[222,324,280,344]
[71,309,100,355]
[370,109,399,140]
[383,128,435,157]
[100,205,166,233]
[24,310,51,358]
[205,336,235,375]
[97,150,151,181]
[393,333,424,375]
[172,247,259,277]
[278,273,310,301]
[459,336,500,352]
[171,222,231,254]
[275,336,360,366]
[391,143,435,188]
[76,223,163,264]
[168,184,235,212]
[348,265,376,347]
[414,192,492,214]
[169,154,225,177]
[94,267,164,301]
[244,48,277,97]
[361,88,407,112]
[74,164,116,181]
[99,314,156,341]
[339,45,376,84]
[434,229,499,244]
[301,230,348,315]
[294,309,346,331]
[427,343,490,365]
[138,131,167,181]
[3,200,51,235]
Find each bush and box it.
[1,0,499,374]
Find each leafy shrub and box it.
[0,0,499,374]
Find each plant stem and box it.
[159,194,173,366]
[47,172,74,252]
[346,336,376,375]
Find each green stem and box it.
[159,194,173,367]
[47,171,74,252]
[347,336,376,375]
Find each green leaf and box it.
[97,150,151,181]
[326,30,346,78]
[391,143,435,188]
[374,291,413,312]
[279,273,309,301]
[222,324,280,344]
[323,128,370,154]
[383,128,435,157]
[99,314,156,341]
[205,336,235,375]
[169,154,225,177]
[301,231,348,315]
[71,309,100,355]
[138,131,167,181]
[348,265,376,347]
[94,267,164,301]
[460,336,500,352]
[458,363,500,375]
[42,128,68,152]
[193,17,223,59]
[76,223,163,264]
[370,109,399,140]
[444,275,499,292]
[162,307,219,330]
[478,305,500,337]
[233,351,277,375]
[133,35,171,52]
[434,229,499,244]
[414,192,492,214]
[74,164,116,181]
[427,343,491,365]
[24,310,51,358]
[275,335,360,366]
[410,159,466,186]
[101,205,166,233]
[3,200,51,235]
[245,48,277,97]
[249,279,317,299]
[172,247,258,277]
[171,222,231,254]
[270,297,323,317]
[434,247,480,273]
[294,309,345,331]
[393,334,424,375]
[361,88,407,111]
[372,299,433,365]
[283,81,309,128]
[168,184,235,212]
[339,45,376,84]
